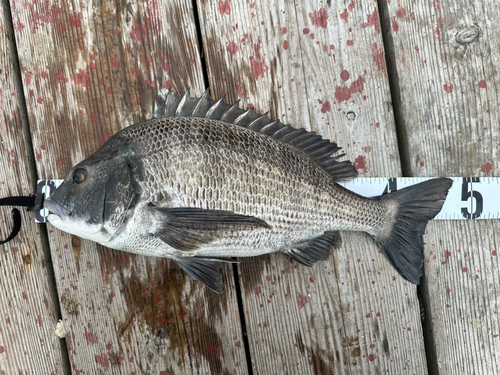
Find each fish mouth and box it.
[44,197,70,221]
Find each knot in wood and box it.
[23,254,32,265]
[454,23,482,46]
[71,236,81,248]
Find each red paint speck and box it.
[340,70,350,81]
[100,131,111,145]
[157,316,165,324]
[84,327,99,345]
[479,80,487,89]
[282,27,287,35]
[309,8,328,29]
[95,354,109,369]
[14,18,25,32]
[435,27,441,38]
[106,87,112,94]
[162,63,170,72]
[361,9,381,34]
[227,41,238,55]
[249,56,269,80]
[114,28,120,36]
[346,40,354,46]
[218,0,231,16]
[335,75,365,102]
[69,12,83,27]
[392,19,399,33]
[37,97,44,104]
[254,286,262,296]
[321,101,331,113]
[340,9,349,23]
[419,161,424,167]
[397,8,406,18]
[72,68,90,87]
[462,267,467,273]
[372,43,386,72]
[445,250,451,259]
[492,250,497,256]
[130,24,147,43]
[480,162,493,175]
[163,79,173,90]
[90,113,99,123]
[297,293,308,309]
[303,28,310,35]
[354,155,369,174]
[443,82,454,93]
[207,341,224,359]
[0,346,4,354]
[283,40,289,50]
[368,354,376,361]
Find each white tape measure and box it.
[35,177,499,223]
[341,177,498,220]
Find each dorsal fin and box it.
[153,88,358,182]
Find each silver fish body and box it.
[45,90,452,292]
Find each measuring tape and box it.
[35,177,499,223]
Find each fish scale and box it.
[43,89,452,293]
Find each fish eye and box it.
[72,168,87,184]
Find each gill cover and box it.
[102,157,139,238]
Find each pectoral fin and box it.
[175,257,236,293]
[284,231,340,267]
[148,205,271,251]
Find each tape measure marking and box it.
[35,177,499,223]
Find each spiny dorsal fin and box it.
[153,88,358,182]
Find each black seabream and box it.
[44,89,452,293]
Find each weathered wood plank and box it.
[198,1,428,373]
[0,1,66,373]
[10,0,248,373]
[381,1,500,373]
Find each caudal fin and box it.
[374,178,453,284]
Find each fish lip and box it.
[44,197,70,220]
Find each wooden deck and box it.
[0,0,498,373]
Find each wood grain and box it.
[0,1,66,373]
[10,0,247,373]
[381,0,500,373]
[198,0,428,373]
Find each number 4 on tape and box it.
[35,177,499,223]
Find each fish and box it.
[44,88,453,293]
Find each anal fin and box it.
[175,257,236,293]
[284,231,339,267]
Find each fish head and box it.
[45,152,139,244]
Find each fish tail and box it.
[372,178,453,284]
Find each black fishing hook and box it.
[0,193,43,245]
